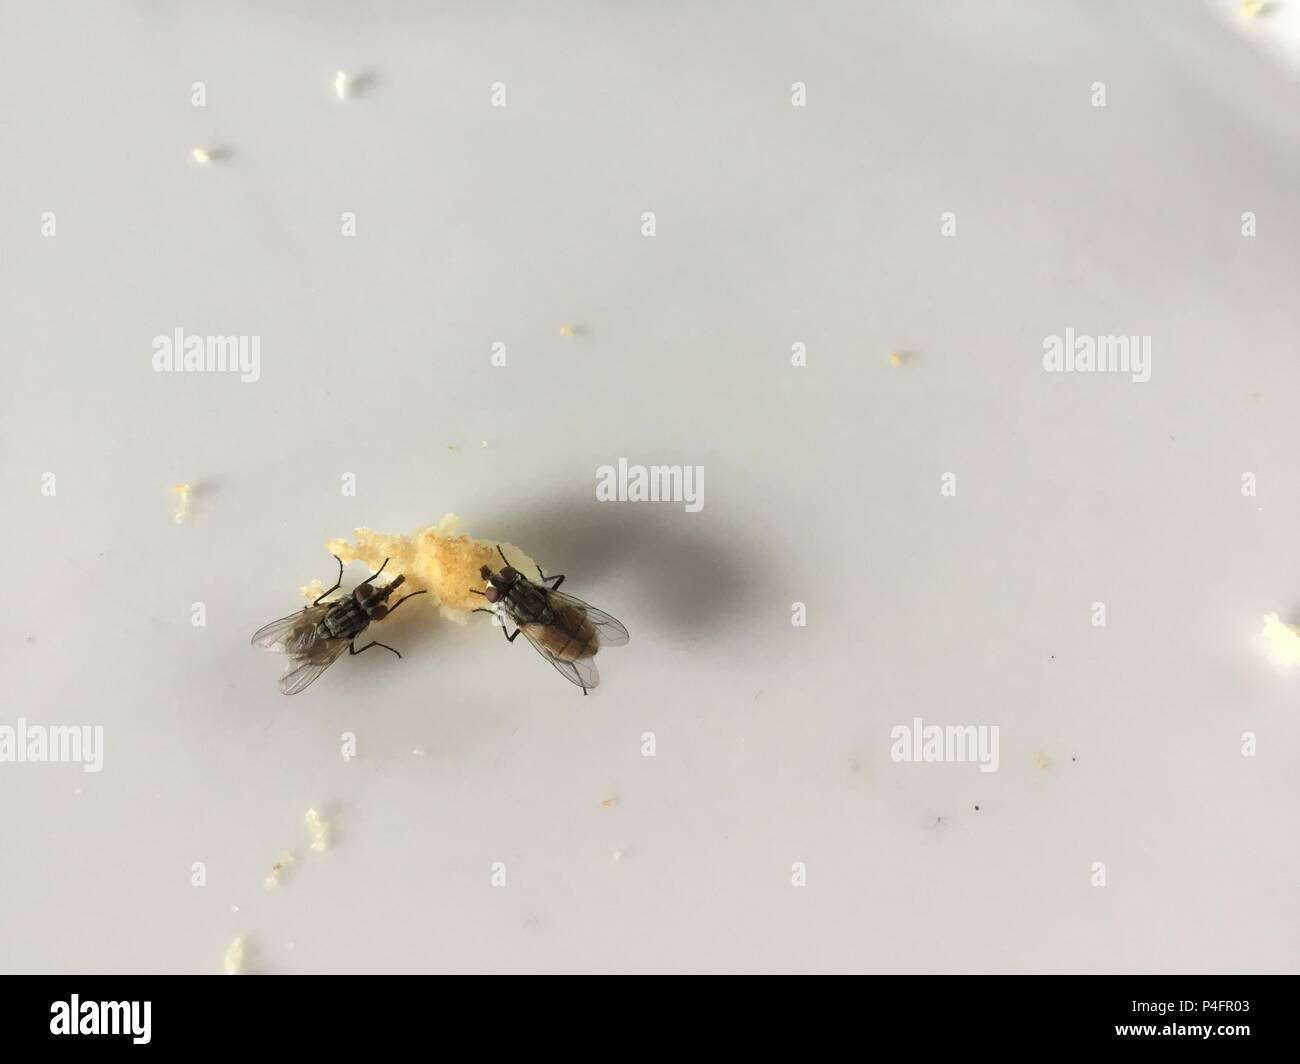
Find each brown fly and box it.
[251,556,426,695]
[473,546,628,694]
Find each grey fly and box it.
[473,546,628,694]
[251,556,426,695]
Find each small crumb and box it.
[223,935,247,975]
[1241,0,1265,17]
[191,148,212,165]
[230,904,239,913]
[480,440,489,448]
[305,808,328,853]
[447,444,457,453]
[1261,612,1300,669]
[1032,752,1051,770]
[172,482,192,524]
[559,324,575,338]
[264,851,295,889]
[300,579,326,602]
[334,71,351,99]
[601,798,616,809]
[889,351,903,367]
[412,747,426,757]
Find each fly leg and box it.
[314,556,346,605]
[350,640,402,660]
[386,589,427,614]
[499,545,565,589]
[473,606,522,637]
[356,557,391,589]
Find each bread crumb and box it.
[334,71,351,99]
[325,514,540,624]
[601,798,616,808]
[1241,0,1265,16]
[191,148,212,165]
[1261,612,1300,669]
[264,851,295,889]
[305,808,328,852]
[889,351,904,367]
[1032,752,1051,770]
[559,324,575,338]
[223,935,247,975]
[172,483,192,524]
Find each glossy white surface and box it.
[2,1,1297,973]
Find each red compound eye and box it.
[484,586,500,603]
[500,566,518,581]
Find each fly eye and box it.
[501,567,518,581]
[484,586,500,603]
[369,603,389,620]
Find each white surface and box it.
[2,1,1298,974]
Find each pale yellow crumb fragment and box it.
[1032,752,1051,770]
[334,71,351,99]
[889,351,904,367]
[300,579,325,602]
[172,483,192,524]
[1261,613,1300,669]
[559,324,575,338]
[191,148,212,165]
[223,935,247,975]
[601,798,617,808]
[1241,0,1265,17]
[305,808,328,852]
[326,514,540,623]
[264,851,295,889]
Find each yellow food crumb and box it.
[889,351,903,367]
[172,482,192,524]
[223,935,247,975]
[326,514,540,623]
[305,808,328,852]
[334,71,351,99]
[601,798,616,808]
[1261,612,1300,669]
[191,148,212,165]
[1241,0,1265,17]
[1032,752,1051,770]
[559,324,575,338]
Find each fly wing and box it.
[518,623,601,691]
[543,588,629,647]
[251,604,329,652]
[279,637,349,695]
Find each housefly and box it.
[251,556,426,695]
[473,546,628,694]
